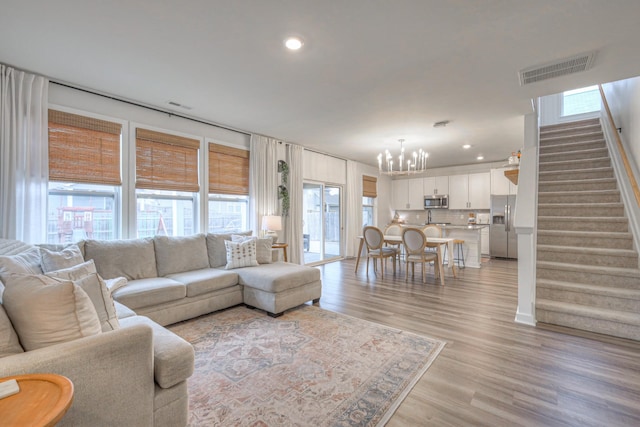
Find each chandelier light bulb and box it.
[376,139,429,175]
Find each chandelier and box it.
[377,139,429,176]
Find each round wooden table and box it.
[0,373,74,427]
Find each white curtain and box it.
[0,65,48,243]
[249,134,279,234]
[285,144,304,264]
[345,160,361,258]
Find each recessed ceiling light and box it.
[477,155,484,160]
[285,37,303,51]
[462,144,471,149]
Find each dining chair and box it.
[421,224,442,256]
[363,226,398,278]
[384,223,404,256]
[402,227,443,285]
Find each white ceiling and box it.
[2,1,640,168]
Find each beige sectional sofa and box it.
[0,233,322,426]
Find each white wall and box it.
[602,77,640,172]
[50,84,250,148]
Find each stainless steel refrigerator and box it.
[490,195,517,259]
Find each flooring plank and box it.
[311,258,640,426]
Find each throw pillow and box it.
[231,235,273,264]
[46,260,120,332]
[206,231,253,268]
[224,239,259,269]
[2,274,102,351]
[40,244,84,273]
[0,247,43,283]
[0,304,23,357]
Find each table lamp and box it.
[261,215,282,239]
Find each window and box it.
[135,128,200,237]
[47,110,122,243]
[362,175,377,227]
[562,85,601,116]
[362,197,375,227]
[208,143,250,233]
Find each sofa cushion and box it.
[224,239,259,269]
[46,260,119,332]
[119,315,194,389]
[0,247,43,283]
[0,304,23,357]
[2,274,102,351]
[166,268,239,297]
[154,234,210,277]
[40,244,84,273]
[84,238,157,280]
[114,300,137,320]
[206,231,252,268]
[235,262,321,293]
[112,277,186,310]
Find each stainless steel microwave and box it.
[424,195,449,209]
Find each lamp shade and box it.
[261,215,282,231]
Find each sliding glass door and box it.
[303,182,342,264]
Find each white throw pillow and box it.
[104,277,128,294]
[46,260,120,332]
[2,274,102,351]
[224,239,259,269]
[0,247,43,283]
[40,244,84,273]
[231,235,273,264]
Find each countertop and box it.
[405,223,488,230]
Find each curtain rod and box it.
[51,81,251,137]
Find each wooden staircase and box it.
[535,118,640,340]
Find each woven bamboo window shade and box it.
[208,143,249,195]
[135,128,200,192]
[363,175,377,198]
[48,110,122,185]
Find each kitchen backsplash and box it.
[395,209,490,226]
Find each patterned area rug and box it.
[169,305,445,426]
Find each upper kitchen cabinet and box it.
[423,176,449,195]
[449,173,490,209]
[490,167,518,195]
[392,178,424,210]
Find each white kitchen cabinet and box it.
[392,179,409,210]
[423,176,449,195]
[392,178,425,210]
[408,178,424,209]
[449,173,490,209]
[468,172,490,209]
[490,167,518,195]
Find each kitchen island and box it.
[440,225,487,268]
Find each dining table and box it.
[355,234,457,280]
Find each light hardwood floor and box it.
[312,257,640,426]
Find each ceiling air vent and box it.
[518,51,597,86]
[166,100,193,110]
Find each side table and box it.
[0,373,74,427]
[272,242,289,262]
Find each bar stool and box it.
[453,239,465,268]
[444,239,465,269]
